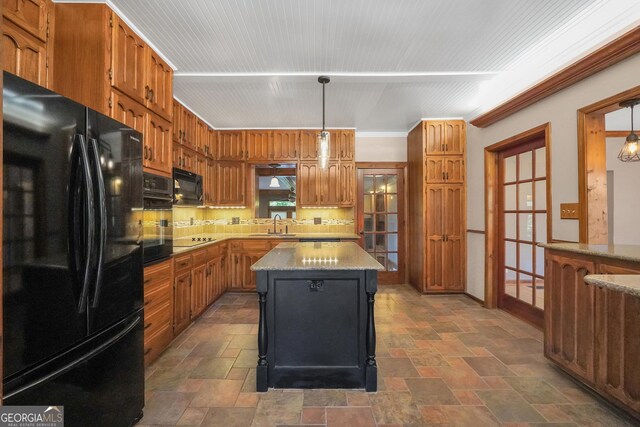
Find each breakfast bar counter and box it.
[251,242,383,392]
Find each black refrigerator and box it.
[2,72,144,426]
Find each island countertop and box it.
[538,242,640,264]
[250,241,385,271]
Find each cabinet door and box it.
[195,154,207,182]
[218,130,245,160]
[242,252,264,290]
[190,264,206,319]
[173,270,191,335]
[544,254,595,381]
[205,260,215,304]
[110,90,145,134]
[146,48,173,120]
[425,185,444,290]
[246,130,272,161]
[181,147,197,173]
[298,162,319,206]
[442,185,465,290]
[111,14,146,104]
[299,130,318,160]
[319,162,340,205]
[272,130,299,161]
[3,0,50,41]
[2,19,47,87]
[216,161,245,206]
[444,121,465,155]
[205,158,216,205]
[444,157,465,183]
[206,128,216,159]
[145,111,172,176]
[195,118,206,154]
[424,121,446,155]
[229,251,243,290]
[172,99,182,142]
[425,158,445,183]
[338,130,355,160]
[339,162,355,206]
[172,144,182,169]
[181,108,197,151]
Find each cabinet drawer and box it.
[144,322,173,366]
[192,248,209,266]
[144,278,171,312]
[207,242,225,258]
[174,254,193,272]
[144,259,172,285]
[144,299,172,338]
[241,240,272,252]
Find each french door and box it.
[357,167,405,284]
[498,139,548,328]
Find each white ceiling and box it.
[62,0,640,132]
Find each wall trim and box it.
[466,229,485,235]
[470,25,640,128]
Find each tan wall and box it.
[355,135,407,162]
[466,53,640,301]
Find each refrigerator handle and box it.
[88,137,107,308]
[70,134,95,314]
[3,315,141,400]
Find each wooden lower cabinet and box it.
[228,240,277,291]
[191,263,207,319]
[143,258,173,366]
[545,249,640,420]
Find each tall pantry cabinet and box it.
[408,120,466,293]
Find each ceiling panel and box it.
[85,0,640,131]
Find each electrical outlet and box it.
[232,217,240,225]
[314,217,322,225]
[190,217,194,226]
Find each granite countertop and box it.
[250,242,384,271]
[584,275,640,298]
[538,243,640,264]
[172,233,361,255]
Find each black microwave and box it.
[173,168,203,206]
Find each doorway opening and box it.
[484,123,551,329]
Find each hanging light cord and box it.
[322,80,326,132]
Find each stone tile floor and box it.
[138,284,635,426]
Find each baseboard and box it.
[464,292,484,305]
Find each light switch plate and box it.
[560,203,580,220]
[232,217,240,224]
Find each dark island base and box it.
[255,269,378,392]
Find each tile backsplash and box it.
[172,207,355,238]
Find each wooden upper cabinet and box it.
[425,157,465,183]
[3,19,47,87]
[110,89,145,134]
[145,48,173,120]
[299,130,318,160]
[180,107,197,151]
[272,130,299,161]
[172,99,182,142]
[3,0,51,42]
[444,121,465,155]
[338,130,355,160]
[145,111,172,176]
[424,121,447,155]
[205,128,216,159]
[204,158,216,204]
[195,118,206,154]
[339,162,355,206]
[319,162,340,205]
[297,162,319,206]
[218,130,245,160]
[246,130,272,162]
[111,14,146,105]
[216,161,245,206]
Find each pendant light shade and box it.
[317,76,330,169]
[618,99,640,162]
[269,164,281,188]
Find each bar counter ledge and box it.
[251,241,384,392]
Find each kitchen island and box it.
[251,242,384,392]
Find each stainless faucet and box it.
[270,214,282,234]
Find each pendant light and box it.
[269,164,280,188]
[618,99,640,162]
[317,76,331,169]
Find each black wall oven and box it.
[173,168,203,206]
[143,172,173,264]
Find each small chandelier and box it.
[618,98,640,162]
[317,76,331,169]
